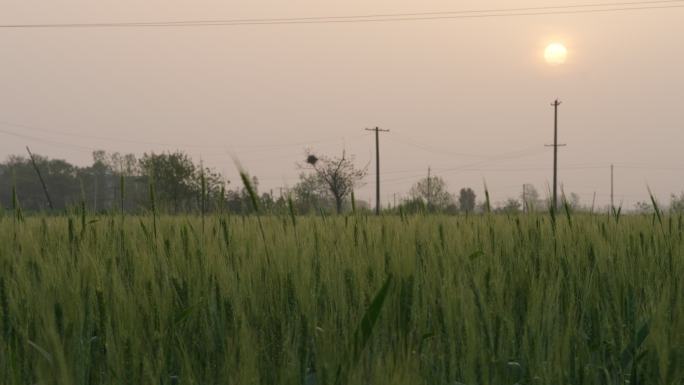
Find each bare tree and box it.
[303,151,367,214]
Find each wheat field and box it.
[0,210,682,384]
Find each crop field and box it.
[0,211,682,385]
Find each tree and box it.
[0,154,82,211]
[499,198,521,214]
[634,201,652,214]
[292,172,332,214]
[93,151,139,175]
[303,151,367,214]
[189,165,227,213]
[239,175,260,212]
[83,151,117,211]
[396,197,427,214]
[458,188,476,213]
[140,152,197,212]
[0,150,226,214]
[409,175,454,211]
[521,184,541,212]
[139,151,226,213]
[563,192,582,210]
[85,151,147,212]
[671,192,684,213]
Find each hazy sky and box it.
[1,0,683,208]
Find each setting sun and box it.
[544,43,568,65]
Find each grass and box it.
[0,211,682,384]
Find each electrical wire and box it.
[0,128,97,153]
[0,120,364,152]
[1,1,683,28]
[388,133,498,159]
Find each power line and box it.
[436,147,548,173]
[40,0,684,25]
[1,1,683,28]
[388,134,498,159]
[0,128,97,152]
[329,161,684,188]
[0,120,362,151]
[379,147,548,185]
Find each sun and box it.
[544,43,568,65]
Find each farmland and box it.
[0,211,682,384]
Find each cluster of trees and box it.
[0,149,371,215]
[634,193,684,214]
[397,176,543,214]
[396,175,476,214]
[0,151,229,213]
[2,149,684,215]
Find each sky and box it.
[1,0,683,209]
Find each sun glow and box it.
[544,43,568,65]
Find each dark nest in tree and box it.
[306,155,319,166]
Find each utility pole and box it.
[610,164,614,211]
[365,127,390,215]
[545,100,566,212]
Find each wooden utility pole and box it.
[25,146,54,210]
[610,164,614,211]
[365,127,390,215]
[545,100,566,213]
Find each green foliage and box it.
[498,198,522,214]
[671,192,684,213]
[409,175,454,211]
[458,187,477,213]
[140,151,225,213]
[292,172,332,213]
[240,171,260,213]
[0,212,682,385]
[0,151,228,214]
[352,275,393,364]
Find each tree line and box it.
[0,149,372,215]
[2,149,683,215]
